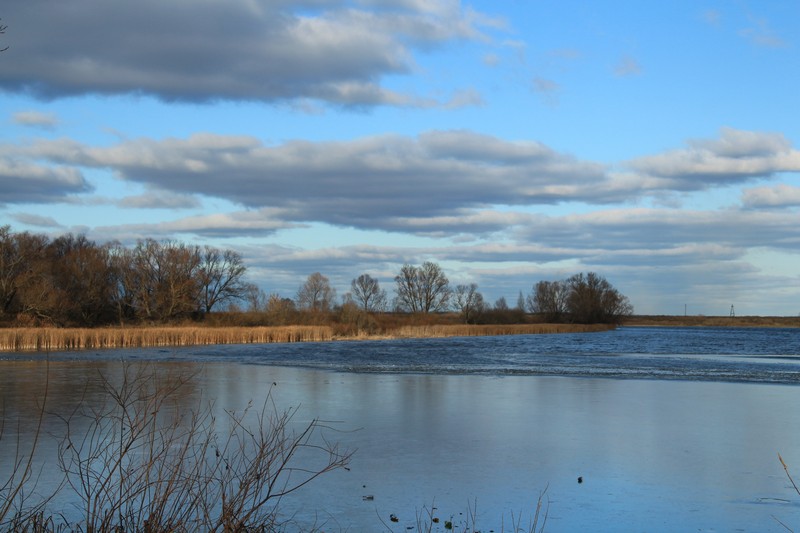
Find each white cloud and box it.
[532,77,561,107]
[118,191,202,210]
[742,184,800,209]
[614,55,642,77]
[11,110,59,129]
[0,0,499,108]
[739,16,787,48]
[627,127,800,187]
[93,209,302,240]
[18,130,609,232]
[10,213,63,228]
[0,155,91,204]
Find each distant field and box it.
[623,315,800,328]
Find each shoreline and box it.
[2,316,797,353]
[0,323,612,353]
[623,315,800,328]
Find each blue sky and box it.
[1,0,799,315]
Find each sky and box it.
[1,0,799,316]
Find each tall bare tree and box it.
[297,272,336,312]
[0,226,50,322]
[565,272,633,324]
[394,261,451,313]
[529,273,632,324]
[198,247,248,313]
[350,273,387,312]
[129,239,202,321]
[454,283,485,323]
[528,280,569,322]
[46,234,117,326]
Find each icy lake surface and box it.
[3,326,800,531]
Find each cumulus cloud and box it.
[5,126,798,236]
[21,130,610,232]
[513,208,800,257]
[614,55,642,77]
[118,190,201,210]
[626,127,800,188]
[739,16,787,48]
[93,209,301,240]
[12,110,59,129]
[532,76,561,107]
[742,184,800,209]
[10,213,63,228]
[0,155,91,204]
[0,0,498,107]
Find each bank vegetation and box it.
[0,322,611,352]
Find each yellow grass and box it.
[391,323,613,339]
[0,326,334,352]
[0,323,612,352]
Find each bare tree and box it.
[243,283,267,312]
[529,273,632,324]
[129,239,202,321]
[265,293,296,324]
[394,261,451,313]
[494,296,509,311]
[350,273,387,312]
[528,280,569,322]
[197,246,248,313]
[454,283,485,323]
[0,226,49,320]
[45,234,117,326]
[565,272,633,324]
[297,272,336,312]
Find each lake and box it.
[2,326,800,531]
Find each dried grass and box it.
[0,323,612,352]
[391,323,613,339]
[0,326,333,352]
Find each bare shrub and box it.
[1,363,352,532]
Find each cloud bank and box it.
[0,0,499,107]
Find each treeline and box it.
[0,226,249,327]
[1,226,633,328]
[249,261,633,327]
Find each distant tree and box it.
[350,274,387,312]
[243,283,267,312]
[529,273,632,324]
[564,272,632,324]
[494,296,509,311]
[394,261,451,313]
[266,293,296,324]
[528,280,569,322]
[516,291,526,311]
[197,247,248,313]
[45,233,117,326]
[297,272,336,312]
[0,226,49,320]
[454,283,485,323]
[128,239,202,321]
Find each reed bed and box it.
[392,323,614,339]
[0,323,612,352]
[0,325,334,352]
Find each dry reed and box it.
[0,325,334,352]
[391,323,613,339]
[0,323,613,353]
